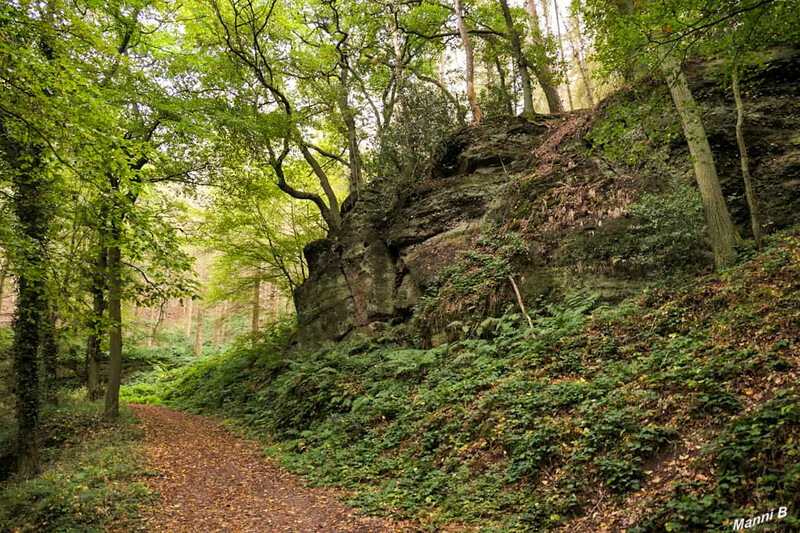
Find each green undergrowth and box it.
[134,228,799,531]
[0,396,152,532]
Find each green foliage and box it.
[634,388,800,532]
[419,225,531,332]
[580,83,708,276]
[587,84,680,172]
[134,228,799,531]
[371,83,459,204]
[0,399,151,532]
[560,185,707,276]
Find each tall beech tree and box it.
[1,125,49,478]
[658,47,738,268]
[0,0,63,478]
[580,0,754,268]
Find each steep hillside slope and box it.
[293,49,800,347]
[145,227,799,532]
[121,50,800,533]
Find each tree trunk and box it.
[184,297,193,339]
[269,284,279,321]
[147,307,157,347]
[499,0,535,116]
[213,303,225,350]
[510,57,518,115]
[0,256,7,308]
[454,0,483,122]
[4,131,47,478]
[296,145,343,235]
[41,304,59,406]
[659,49,738,269]
[337,67,363,199]
[86,232,106,402]
[552,0,573,111]
[251,278,260,344]
[493,53,514,115]
[732,70,762,249]
[392,24,405,99]
[540,0,552,33]
[12,274,44,479]
[104,227,123,420]
[222,315,230,344]
[194,308,204,356]
[439,41,447,82]
[614,0,640,81]
[570,13,595,107]
[523,0,564,113]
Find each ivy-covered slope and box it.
[133,227,799,532]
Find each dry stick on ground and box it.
[509,275,536,336]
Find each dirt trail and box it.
[130,405,412,532]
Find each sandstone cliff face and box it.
[293,51,800,347]
[293,117,546,346]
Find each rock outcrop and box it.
[293,50,800,347]
[293,117,546,346]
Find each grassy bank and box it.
[0,396,152,533]
[125,228,800,532]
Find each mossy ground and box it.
[125,227,799,532]
[0,395,153,533]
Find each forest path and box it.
[130,404,411,532]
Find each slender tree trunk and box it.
[732,70,762,249]
[493,53,514,115]
[86,232,106,402]
[41,303,59,406]
[0,256,7,308]
[392,25,405,94]
[222,308,231,344]
[454,0,483,122]
[337,67,363,199]
[660,49,738,269]
[213,303,225,350]
[552,0,573,111]
[147,307,156,347]
[104,224,123,420]
[297,145,342,233]
[485,55,495,87]
[570,13,595,107]
[438,40,447,83]
[8,142,47,478]
[499,0,535,116]
[614,0,640,82]
[251,278,261,344]
[540,0,552,33]
[269,284,279,321]
[194,308,204,356]
[511,58,518,115]
[149,305,163,347]
[184,297,193,339]
[523,0,564,113]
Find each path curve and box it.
[130,404,411,532]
